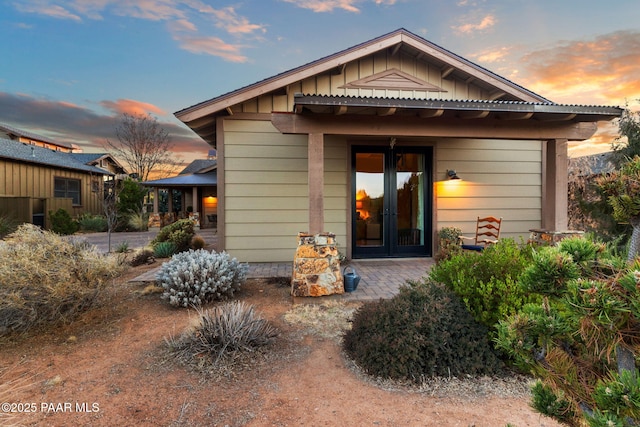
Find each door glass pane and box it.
[396,153,424,246]
[355,153,384,247]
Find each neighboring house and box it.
[141,158,218,229]
[175,28,623,262]
[0,122,79,153]
[0,133,117,229]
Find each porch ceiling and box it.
[293,94,623,123]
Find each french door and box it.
[352,146,432,258]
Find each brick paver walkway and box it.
[131,258,434,303]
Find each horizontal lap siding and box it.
[436,139,542,241]
[223,120,347,262]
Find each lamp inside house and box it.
[447,169,461,180]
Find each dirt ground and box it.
[1,262,563,427]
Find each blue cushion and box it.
[461,244,484,252]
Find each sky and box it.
[1,0,639,168]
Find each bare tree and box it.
[105,113,177,181]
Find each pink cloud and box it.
[15,2,82,21]
[471,46,511,63]
[280,0,361,13]
[174,35,249,62]
[100,99,166,116]
[519,31,640,107]
[452,14,496,34]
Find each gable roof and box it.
[141,170,217,187]
[175,28,622,146]
[0,137,112,175]
[0,123,74,150]
[179,159,217,175]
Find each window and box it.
[54,177,81,205]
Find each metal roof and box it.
[0,123,73,149]
[179,159,217,175]
[141,170,217,187]
[293,94,624,122]
[0,138,112,175]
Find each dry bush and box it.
[0,224,125,335]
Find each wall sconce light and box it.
[447,170,461,180]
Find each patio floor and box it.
[130,257,435,303]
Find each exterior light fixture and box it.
[447,170,460,180]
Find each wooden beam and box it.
[377,107,397,116]
[334,105,348,115]
[536,113,577,122]
[488,91,506,101]
[441,66,455,79]
[390,43,402,57]
[271,113,599,141]
[419,109,444,118]
[458,110,490,119]
[499,112,534,121]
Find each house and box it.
[141,158,218,228]
[0,126,121,228]
[175,28,623,262]
[0,122,79,153]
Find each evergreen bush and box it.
[151,219,195,253]
[342,280,503,382]
[429,238,537,331]
[153,241,177,258]
[49,208,79,235]
[157,249,248,307]
[78,213,108,232]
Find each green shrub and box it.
[435,226,462,262]
[49,208,79,235]
[78,213,108,232]
[153,241,177,258]
[166,301,278,368]
[519,246,580,297]
[429,238,537,331]
[115,241,130,253]
[190,234,206,250]
[530,382,576,425]
[151,219,195,253]
[157,249,248,307]
[342,280,503,382]
[0,224,123,335]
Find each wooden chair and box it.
[459,216,502,251]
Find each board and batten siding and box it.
[223,119,347,263]
[435,139,542,241]
[231,49,494,116]
[0,158,104,216]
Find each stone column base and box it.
[291,232,343,297]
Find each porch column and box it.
[308,133,324,234]
[192,186,198,211]
[542,138,569,231]
[152,188,159,213]
[168,189,174,214]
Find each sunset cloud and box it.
[100,99,166,116]
[519,30,640,107]
[452,14,496,34]
[470,46,511,63]
[279,0,361,13]
[11,0,265,61]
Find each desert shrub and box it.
[157,249,248,307]
[190,234,206,250]
[78,213,108,232]
[153,241,177,258]
[166,301,278,367]
[0,213,20,238]
[130,248,155,267]
[49,208,79,235]
[127,210,149,232]
[0,224,123,335]
[342,280,503,382]
[115,241,130,253]
[429,238,537,331]
[151,219,195,253]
